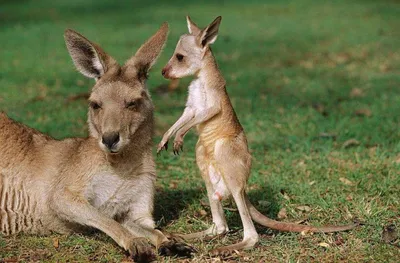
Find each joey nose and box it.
[161,68,167,76]
[102,132,120,151]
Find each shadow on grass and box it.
[154,187,204,227]
[154,183,283,232]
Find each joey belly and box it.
[208,164,230,201]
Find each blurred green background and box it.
[1,0,399,262]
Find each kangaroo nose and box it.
[161,68,167,76]
[102,132,120,151]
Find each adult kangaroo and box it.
[0,23,193,262]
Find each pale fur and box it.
[0,23,193,262]
[158,16,358,254]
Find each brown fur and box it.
[158,16,358,254]
[0,23,193,262]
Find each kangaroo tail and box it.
[245,193,358,233]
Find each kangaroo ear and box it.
[64,29,117,80]
[124,22,169,82]
[198,16,222,48]
[186,16,201,35]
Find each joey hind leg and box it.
[211,189,259,254]
[179,179,229,241]
[211,139,259,254]
[179,144,229,240]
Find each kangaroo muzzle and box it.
[102,132,120,152]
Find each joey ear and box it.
[64,29,117,80]
[198,16,222,48]
[186,16,201,35]
[124,22,169,82]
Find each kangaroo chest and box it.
[187,79,209,113]
[85,171,127,210]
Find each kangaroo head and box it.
[64,23,169,154]
[162,16,221,79]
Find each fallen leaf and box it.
[52,238,59,249]
[280,189,291,201]
[342,139,360,149]
[368,146,377,157]
[318,242,330,248]
[339,177,355,186]
[277,208,287,220]
[333,235,345,246]
[296,160,306,167]
[309,181,316,186]
[350,88,364,98]
[300,229,313,236]
[333,52,350,64]
[300,60,314,69]
[354,108,372,117]
[199,209,208,216]
[380,63,391,72]
[346,194,353,201]
[169,181,178,189]
[296,205,311,212]
[382,224,398,244]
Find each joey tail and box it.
[244,194,358,233]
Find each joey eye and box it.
[176,53,184,62]
[90,102,101,110]
[126,101,138,110]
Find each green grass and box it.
[1,0,399,262]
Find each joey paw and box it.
[173,140,183,155]
[129,238,156,263]
[157,140,169,155]
[158,239,195,258]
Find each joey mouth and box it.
[161,69,179,80]
[161,67,174,79]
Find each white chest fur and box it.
[85,171,125,209]
[187,79,207,113]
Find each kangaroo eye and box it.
[176,53,184,62]
[126,101,137,110]
[90,102,101,110]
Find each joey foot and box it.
[157,140,168,154]
[128,237,156,263]
[173,138,183,155]
[158,238,196,258]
